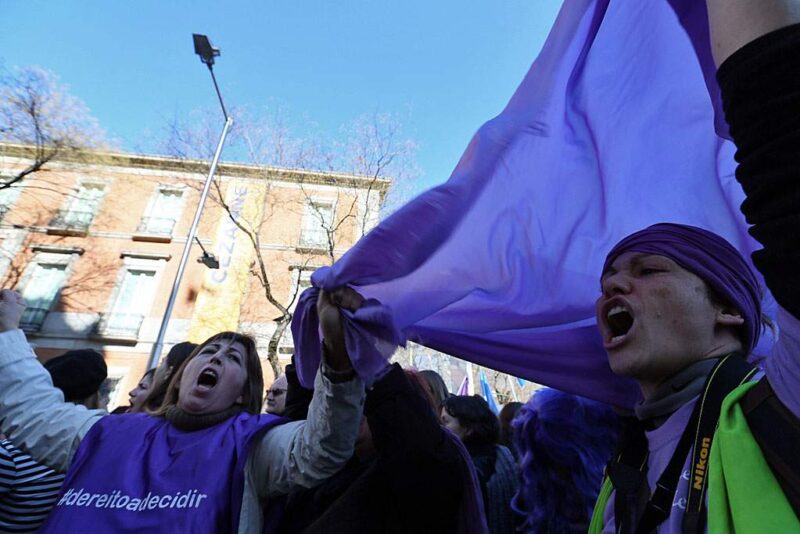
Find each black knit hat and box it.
[166,341,198,369]
[44,349,108,402]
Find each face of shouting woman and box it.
[597,252,744,399]
[128,371,154,413]
[177,338,249,415]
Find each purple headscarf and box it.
[603,223,763,354]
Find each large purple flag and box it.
[292,0,772,408]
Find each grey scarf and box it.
[634,358,719,428]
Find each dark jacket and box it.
[282,357,314,421]
[467,443,519,534]
[278,364,467,533]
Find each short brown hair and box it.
[153,332,264,416]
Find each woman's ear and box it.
[716,306,745,327]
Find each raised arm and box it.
[713,1,800,320]
[707,0,800,65]
[0,290,103,471]
[366,364,454,459]
[247,287,365,497]
[251,366,364,497]
[712,4,800,415]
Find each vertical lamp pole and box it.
[148,34,233,370]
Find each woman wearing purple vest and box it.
[0,288,366,533]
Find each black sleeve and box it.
[281,356,313,421]
[365,364,464,530]
[717,23,800,319]
[365,363,453,456]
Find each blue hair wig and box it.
[511,388,620,533]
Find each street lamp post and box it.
[147,34,233,370]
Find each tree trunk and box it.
[265,315,291,379]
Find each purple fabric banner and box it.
[293,287,403,385]
[292,0,772,408]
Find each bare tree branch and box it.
[161,105,418,376]
[0,66,106,189]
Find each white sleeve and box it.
[0,330,104,472]
[247,366,364,498]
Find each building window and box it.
[299,200,334,249]
[137,187,184,236]
[0,181,23,221]
[51,182,105,231]
[279,269,314,353]
[19,263,68,332]
[96,268,157,339]
[100,376,124,411]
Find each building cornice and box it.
[0,142,391,195]
[4,223,353,256]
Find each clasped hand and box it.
[316,287,364,373]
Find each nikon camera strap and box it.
[608,354,757,534]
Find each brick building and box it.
[0,143,387,409]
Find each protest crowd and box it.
[2,0,800,532]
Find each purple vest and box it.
[41,412,284,533]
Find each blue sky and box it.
[1,1,562,191]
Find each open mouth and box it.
[197,368,219,390]
[605,304,634,344]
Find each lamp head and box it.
[193,34,221,67]
[197,251,220,269]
